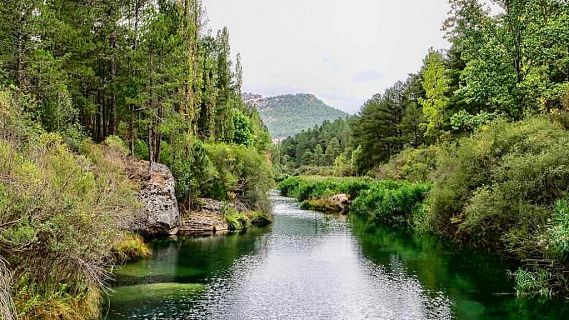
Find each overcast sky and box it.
[203,0,452,114]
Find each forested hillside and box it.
[274,0,569,296]
[0,1,272,319]
[245,93,349,139]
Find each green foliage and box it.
[274,118,351,173]
[279,176,430,228]
[205,143,273,212]
[223,207,250,231]
[14,283,102,320]
[425,117,569,256]
[278,176,373,201]
[104,135,130,155]
[351,182,431,226]
[0,91,141,320]
[547,199,569,259]
[511,268,553,298]
[420,50,450,139]
[373,146,440,182]
[449,110,501,134]
[351,75,427,174]
[333,153,355,177]
[232,109,254,147]
[111,233,151,263]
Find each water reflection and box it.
[351,217,569,319]
[108,193,569,320]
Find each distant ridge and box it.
[244,93,349,140]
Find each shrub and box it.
[103,135,129,155]
[279,176,431,227]
[426,117,569,256]
[0,90,141,319]
[278,176,374,201]
[162,136,216,206]
[511,268,552,298]
[111,233,151,263]
[223,206,250,231]
[373,146,439,182]
[351,181,431,226]
[547,199,569,259]
[205,143,273,212]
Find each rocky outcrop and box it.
[179,213,229,234]
[178,198,230,234]
[133,162,180,236]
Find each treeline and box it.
[274,118,351,175]
[0,0,271,206]
[275,0,569,296]
[275,0,569,176]
[0,0,272,318]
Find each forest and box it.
[0,0,272,319]
[274,0,569,297]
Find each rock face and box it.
[179,213,229,234]
[178,198,230,234]
[137,162,180,235]
[330,194,350,214]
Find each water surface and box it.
[108,192,569,319]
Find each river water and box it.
[108,192,569,319]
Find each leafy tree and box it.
[420,50,450,140]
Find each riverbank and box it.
[0,89,274,320]
[277,174,569,297]
[278,176,430,227]
[108,192,569,319]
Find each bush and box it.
[351,182,431,226]
[426,117,569,256]
[162,136,215,206]
[278,176,374,201]
[547,199,569,259]
[373,146,439,182]
[0,90,141,319]
[205,143,273,212]
[511,268,553,298]
[279,176,431,227]
[111,233,151,263]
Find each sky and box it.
[202,0,452,114]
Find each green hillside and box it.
[245,93,349,139]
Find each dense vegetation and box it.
[0,0,272,319]
[0,91,142,319]
[273,118,352,177]
[278,176,431,228]
[245,93,349,139]
[274,0,569,296]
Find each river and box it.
[107,192,569,319]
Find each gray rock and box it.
[194,198,247,214]
[137,162,180,235]
[330,193,350,214]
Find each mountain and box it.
[244,93,349,140]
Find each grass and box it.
[112,233,151,262]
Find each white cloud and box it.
[203,0,451,114]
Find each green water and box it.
[107,193,569,319]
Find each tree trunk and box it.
[110,31,117,135]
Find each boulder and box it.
[136,162,180,236]
[330,194,350,214]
